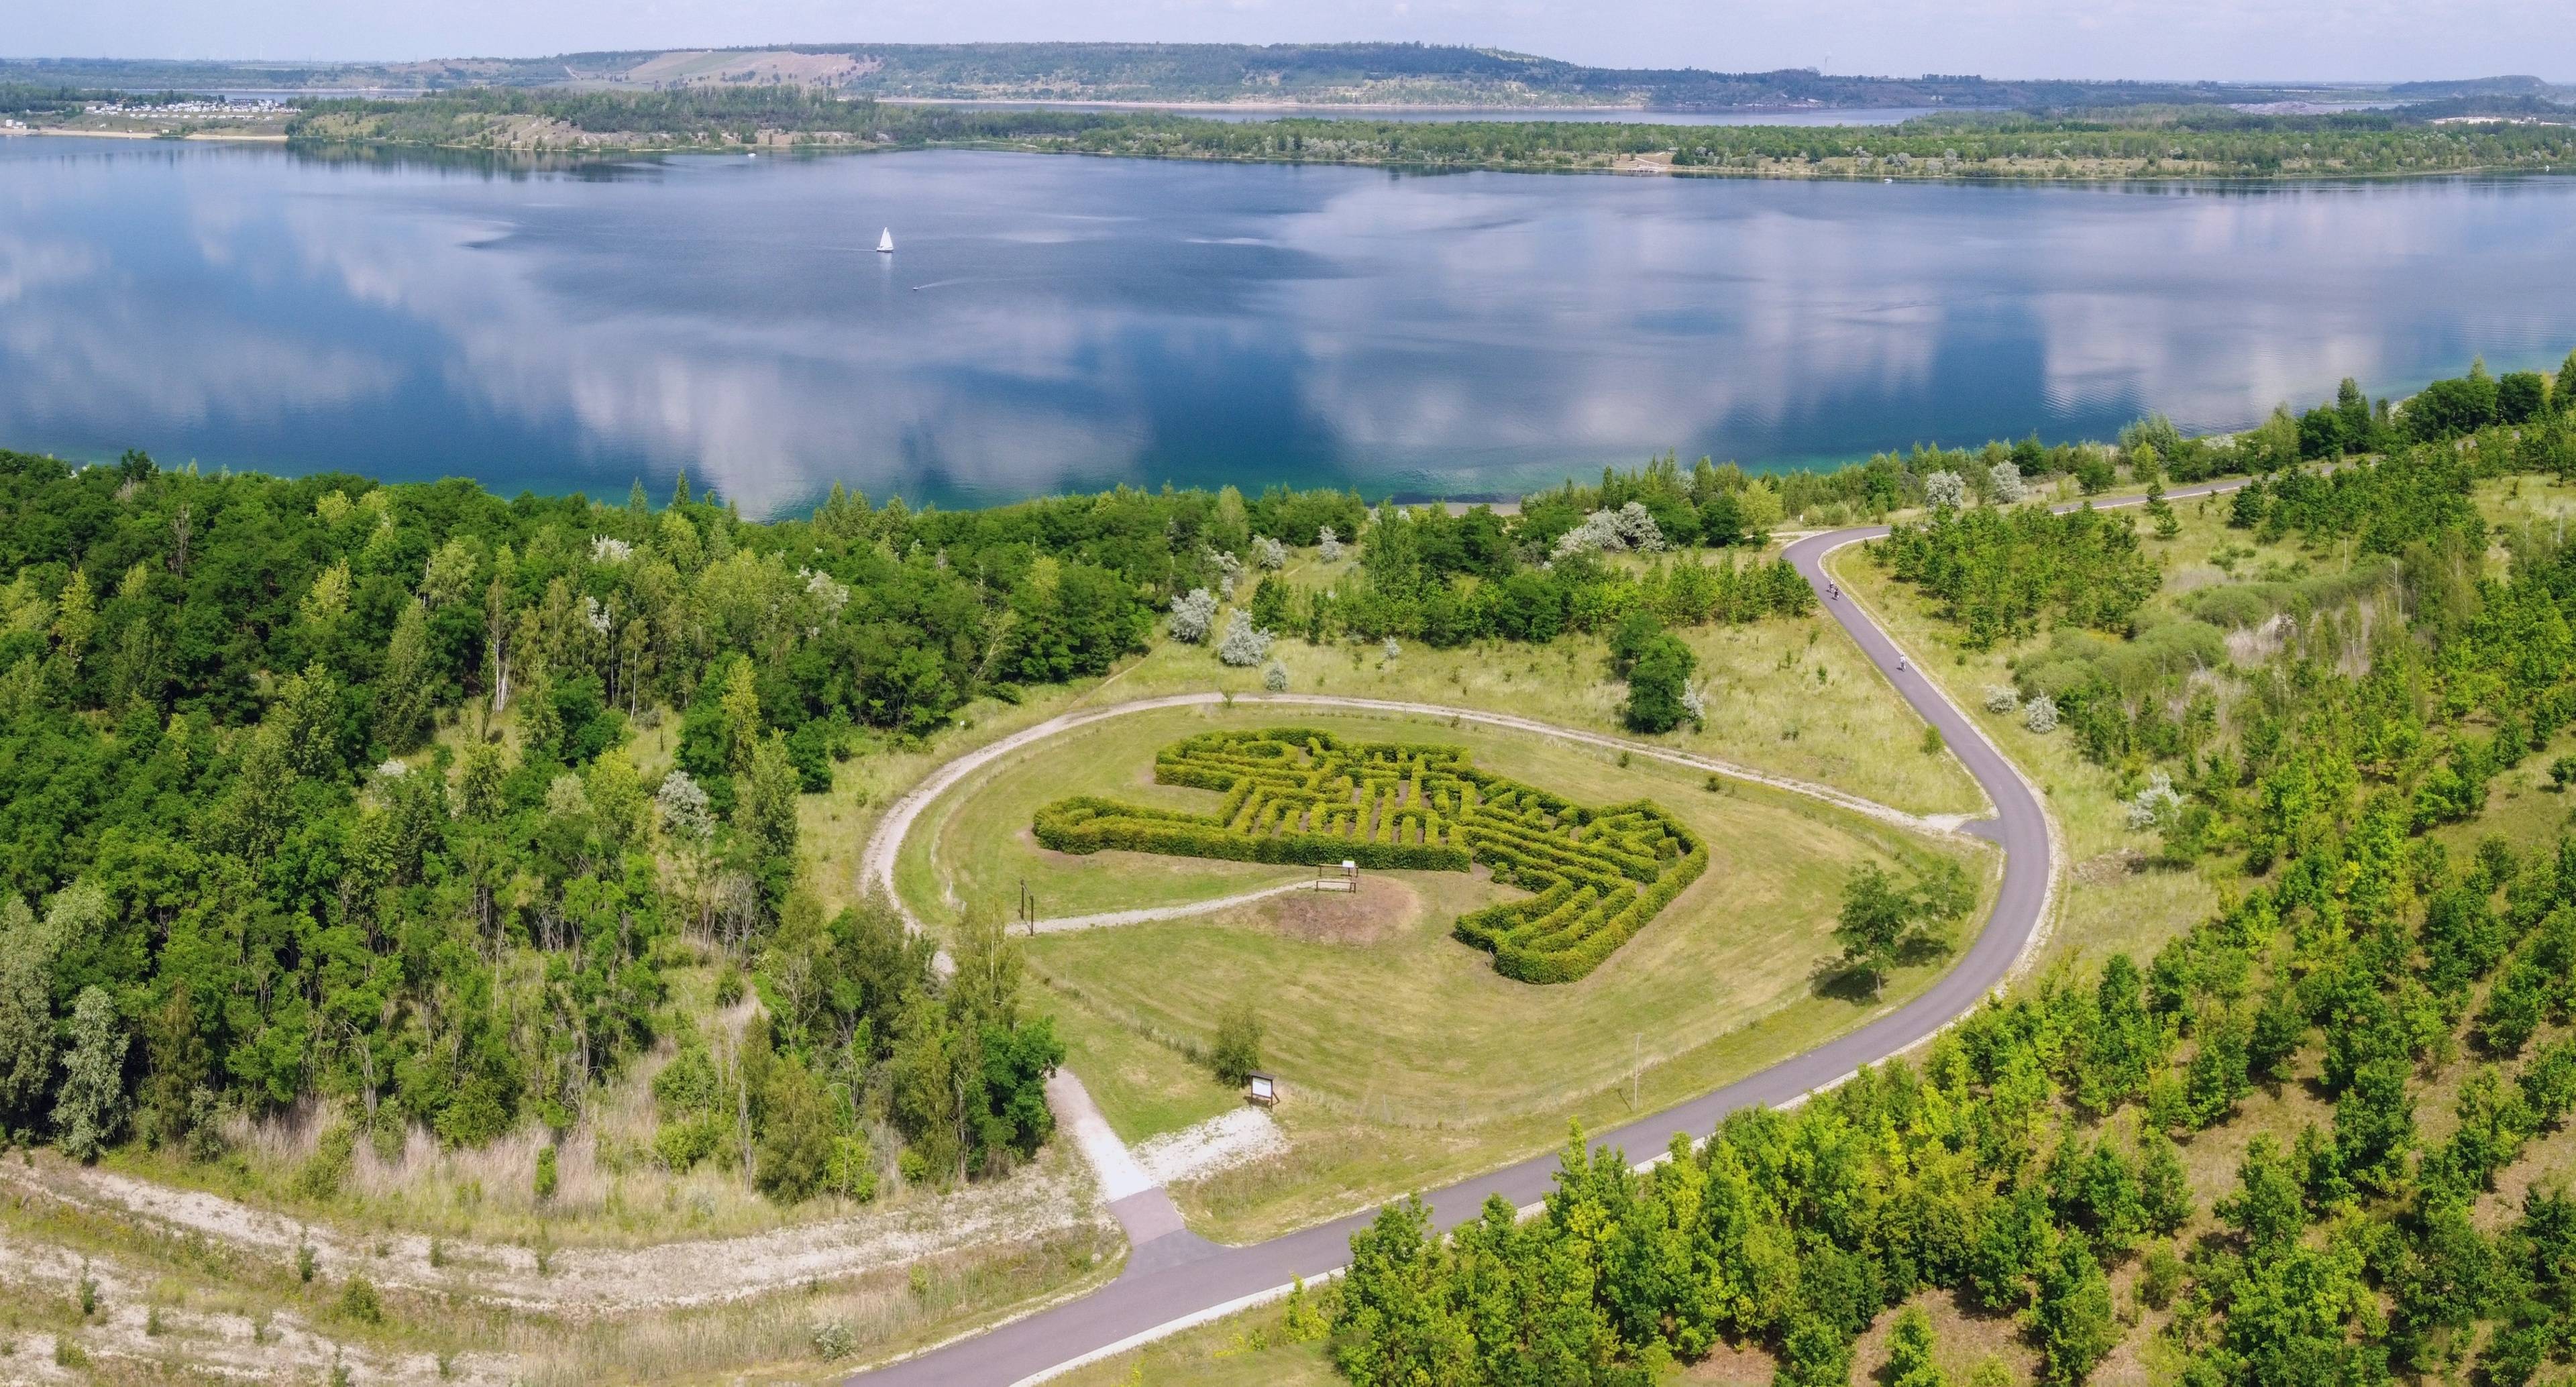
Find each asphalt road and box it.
[861,484,2236,1386]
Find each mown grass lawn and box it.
[918,706,1992,1240]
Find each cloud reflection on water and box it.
[1,140,2574,514]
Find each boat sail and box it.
[875,228,894,254]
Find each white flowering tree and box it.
[1251,536,1287,571]
[2024,694,2059,734]
[1984,685,2021,714]
[1990,461,2029,504]
[1552,502,1668,559]
[1218,610,1274,667]
[1382,636,1401,662]
[1318,526,1346,563]
[1169,588,1218,644]
[1263,663,1289,691]
[655,769,714,845]
[1923,469,1968,510]
[2126,770,2185,831]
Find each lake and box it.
[5,135,2575,514]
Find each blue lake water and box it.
[4,135,2575,514]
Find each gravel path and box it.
[1025,879,1323,934]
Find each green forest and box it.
[1312,362,2576,1386]
[270,85,2576,180]
[0,441,1884,1209]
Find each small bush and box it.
[812,1321,855,1361]
[533,1145,558,1201]
[1211,1002,1264,1088]
[293,1122,357,1201]
[712,962,745,1007]
[335,1276,384,1326]
[1921,725,1945,756]
[2139,1244,2184,1310]
[297,1241,317,1284]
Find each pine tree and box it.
[1884,1303,1948,1387]
[2137,1131,2194,1236]
[375,600,434,752]
[2031,1237,2115,1386]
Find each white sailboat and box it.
[875,227,895,254]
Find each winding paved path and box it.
[859,484,2241,1386]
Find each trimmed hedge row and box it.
[1034,796,1474,871]
[1464,843,1711,984]
[1033,728,1705,982]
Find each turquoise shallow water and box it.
[3,136,2573,514]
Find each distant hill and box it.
[0,42,2512,111]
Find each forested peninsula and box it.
[270,87,2576,180]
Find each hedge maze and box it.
[1032,728,1707,983]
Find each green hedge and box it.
[1034,728,1703,981]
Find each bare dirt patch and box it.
[1256,877,1421,945]
[0,1231,513,1384]
[2074,848,2149,886]
[0,1145,1105,1316]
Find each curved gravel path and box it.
[861,691,1977,932]
[859,484,2245,1386]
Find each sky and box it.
[1,0,2567,85]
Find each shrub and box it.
[2126,771,2184,830]
[1552,502,1666,558]
[1263,662,1289,692]
[1251,536,1287,570]
[2025,694,2059,734]
[2138,1243,2184,1309]
[1623,634,1697,733]
[1210,1002,1263,1087]
[1985,684,2021,714]
[335,1276,384,1326]
[1990,460,2029,503]
[1217,610,1273,667]
[533,1145,558,1201]
[1169,588,1218,644]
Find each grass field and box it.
[909,704,1992,1240]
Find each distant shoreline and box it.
[867,96,1862,117]
[4,127,286,143]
